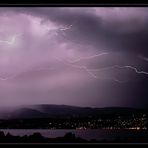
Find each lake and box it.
[0,129,148,141]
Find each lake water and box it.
[0,129,148,141]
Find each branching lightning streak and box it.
[0,25,71,80]
[66,52,109,63]
[115,65,148,75]
[0,34,21,45]
[89,65,148,75]
[0,67,55,81]
[56,56,148,82]
[55,57,126,83]
[52,25,72,37]
[53,24,124,82]
[59,25,73,31]
[1,57,147,83]
[139,55,148,62]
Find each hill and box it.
[0,104,146,120]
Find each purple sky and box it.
[0,7,148,108]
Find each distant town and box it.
[0,113,147,130]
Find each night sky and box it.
[0,7,148,108]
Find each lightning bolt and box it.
[66,52,109,63]
[59,25,73,31]
[115,65,148,75]
[0,67,55,81]
[56,55,148,83]
[58,24,72,37]
[89,65,148,75]
[55,57,127,83]
[51,23,85,47]
[1,57,146,83]
[51,24,73,37]
[0,34,21,45]
[67,64,125,83]
[139,55,148,62]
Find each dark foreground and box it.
[0,131,148,143]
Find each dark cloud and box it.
[3,7,148,54]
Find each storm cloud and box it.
[0,7,148,108]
